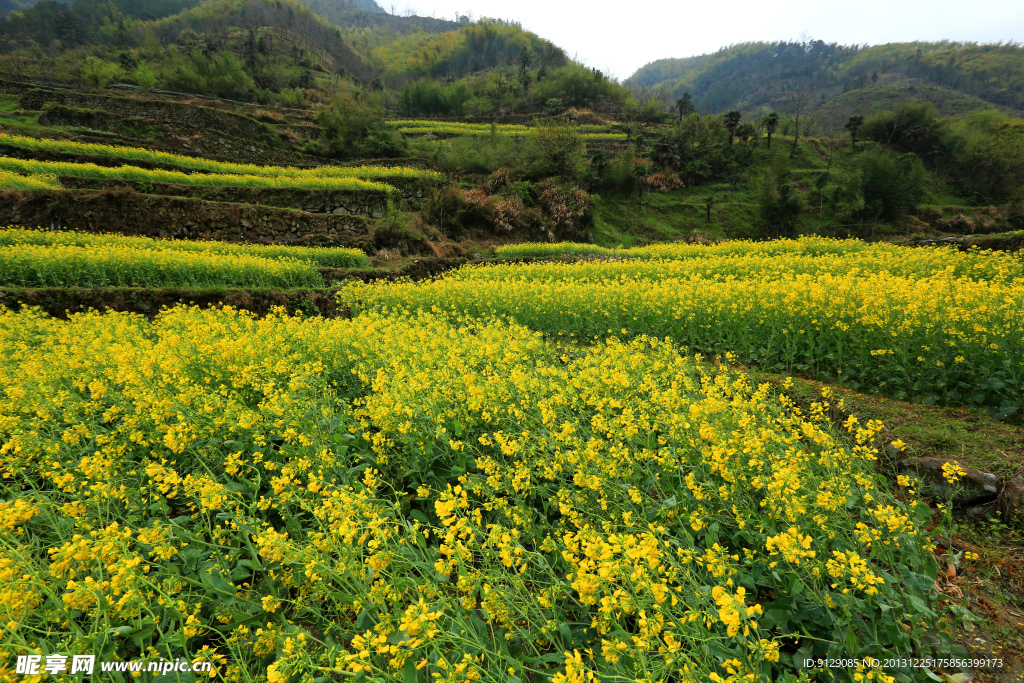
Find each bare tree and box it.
[789,89,809,159]
[0,40,30,82]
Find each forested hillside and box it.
[0,0,1019,245]
[0,0,629,116]
[298,0,459,54]
[628,40,1024,116]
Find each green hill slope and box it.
[628,40,1024,116]
[0,0,376,104]
[374,18,567,81]
[298,0,459,58]
[814,81,1024,129]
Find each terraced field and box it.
[342,238,1024,417]
[2,236,1019,683]
[391,119,628,140]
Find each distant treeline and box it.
[628,40,1024,113]
[0,0,632,114]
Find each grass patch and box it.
[749,371,1024,479]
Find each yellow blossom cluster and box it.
[0,305,941,682]
[0,156,398,193]
[0,227,370,268]
[0,239,323,288]
[0,169,61,190]
[765,527,816,565]
[338,243,1024,410]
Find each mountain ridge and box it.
[627,40,1024,118]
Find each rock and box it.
[966,501,997,520]
[876,442,905,473]
[898,457,1002,506]
[998,475,1024,519]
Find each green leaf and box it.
[108,625,138,637]
[199,564,236,597]
[403,659,420,683]
[939,674,973,683]
[761,609,790,629]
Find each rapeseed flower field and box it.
[0,134,440,180]
[496,236,1024,268]
[390,120,627,140]
[339,242,1024,414]
[0,170,61,191]
[0,157,399,193]
[0,305,949,682]
[0,228,371,269]
[0,241,323,288]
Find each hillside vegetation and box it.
[627,40,1024,120]
[0,0,628,116]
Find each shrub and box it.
[79,57,123,89]
[524,121,589,183]
[132,62,158,90]
[317,87,388,158]
[857,150,926,222]
[535,180,593,242]
[758,172,803,239]
[861,102,946,157]
[544,97,564,115]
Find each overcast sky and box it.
[390,0,1024,81]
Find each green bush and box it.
[317,87,392,158]
[946,110,1024,202]
[758,172,803,239]
[80,57,123,89]
[523,120,589,183]
[861,102,947,158]
[132,62,158,90]
[408,134,518,175]
[856,150,926,221]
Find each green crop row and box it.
[0,227,371,269]
[339,250,1024,416]
[0,169,61,190]
[0,242,323,288]
[390,119,531,134]
[392,120,625,139]
[0,133,441,180]
[0,156,398,193]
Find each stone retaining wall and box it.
[19,89,279,144]
[0,189,370,246]
[53,177,429,218]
